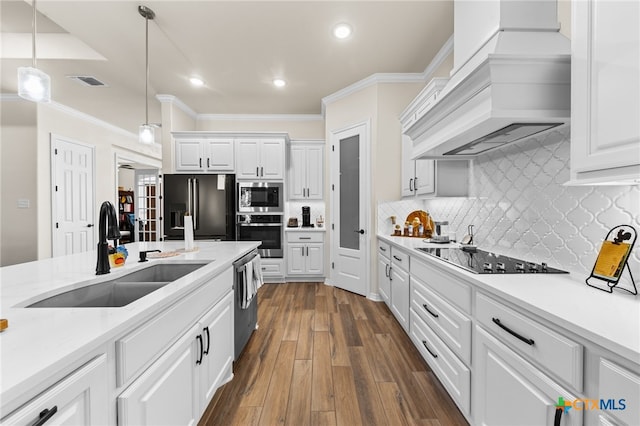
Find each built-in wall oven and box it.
[236,214,283,258]
[238,182,283,213]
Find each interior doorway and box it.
[115,152,161,244]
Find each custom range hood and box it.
[408,0,571,158]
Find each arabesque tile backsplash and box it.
[378,127,640,290]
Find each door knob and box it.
[87,224,94,228]
[354,229,365,234]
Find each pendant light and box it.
[138,5,156,144]
[17,0,51,103]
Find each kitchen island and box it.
[0,241,259,424]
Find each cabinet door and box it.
[288,145,306,199]
[401,135,416,197]
[205,138,234,171]
[236,139,261,179]
[377,255,391,306]
[175,139,205,171]
[305,145,324,199]
[287,243,306,275]
[415,160,435,195]
[306,243,324,275]
[260,139,285,179]
[473,326,582,426]
[199,292,234,415]
[571,0,640,184]
[118,324,200,426]
[390,266,410,332]
[2,355,109,426]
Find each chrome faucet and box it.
[96,201,121,275]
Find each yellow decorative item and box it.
[405,210,434,238]
[109,252,126,268]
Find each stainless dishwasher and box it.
[233,249,259,360]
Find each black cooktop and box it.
[415,247,569,274]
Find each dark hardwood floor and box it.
[199,282,469,426]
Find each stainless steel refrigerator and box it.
[163,174,236,240]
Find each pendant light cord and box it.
[145,11,149,126]
[32,0,37,68]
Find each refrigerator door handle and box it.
[187,178,193,216]
[193,178,199,230]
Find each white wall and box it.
[196,118,325,140]
[36,102,161,260]
[1,125,38,266]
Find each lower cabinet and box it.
[118,291,234,425]
[286,231,324,277]
[2,354,109,425]
[473,326,582,426]
[377,246,391,305]
[390,256,409,332]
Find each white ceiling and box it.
[1,0,453,133]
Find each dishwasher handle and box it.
[233,249,259,270]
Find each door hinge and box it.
[158,195,163,200]
[54,148,58,155]
[331,184,334,191]
[55,222,59,229]
[331,262,335,269]
[55,185,58,192]
[332,145,335,152]
[331,223,334,230]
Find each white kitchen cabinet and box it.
[598,358,640,425]
[474,326,582,426]
[570,0,640,185]
[377,240,391,306]
[286,231,324,276]
[401,136,469,197]
[118,291,234,425]
[118,323,201,426]
[390,248,410,332]
[174,135,235,172]
[288,141,324,200]
[237,138,285,180]
[1,354,109,425]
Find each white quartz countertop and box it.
[378,234,640,364]
[0,241,259,412]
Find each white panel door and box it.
[331,122,370,297]
[377,255,391,306]
[175,139,204,171]
[236,139,260,179]
[52,135,95,257]
[306,243,324,275]
[260,138,284,180]
[390,265,409,331]
[287,244,306,275]
[306,145,324,199]
[204,138,234,171]
[288,145,306,199]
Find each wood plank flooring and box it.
[199,283,469,426]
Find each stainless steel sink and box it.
[27,263,208,308]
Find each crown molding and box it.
[197,113,323,122]
[421,34,454,80]
[45,100,138,140]
[156,94,198,120]
[321,73,425,115]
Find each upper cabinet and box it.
[173,134,234,173]
[288,140,324,200]
[236,138,286,180]
[570,0,640,185]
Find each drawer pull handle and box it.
[385,264,389,278]
[380,246,387,252]
[423,304,439,318]
[196,334,204,365]
[203,326,210,355]
[34,406,58,426]
[421,340,438,358]
[393,255,402,262]
[492,317,535,346]
[554,406,563,426]
[299,237,312,240]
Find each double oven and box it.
[236,182,284,258]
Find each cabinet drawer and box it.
[599,358,640,425]
[378,240,390,260]
[410,309,470,414]
[391,247,410,272]
[286,232,324,243]
[260,259,283,276]
[476,292,583,390]
[116,268,233,387]
[411,258,471,314]
[411,275,471,365]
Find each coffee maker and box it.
[301,206,312,227]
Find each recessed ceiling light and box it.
[189,76,204,87]
[273,79,286,88]
[333,23,352,39]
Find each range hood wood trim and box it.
[406,54,571,159]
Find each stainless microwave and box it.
[238,182,284,213]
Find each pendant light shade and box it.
[17,0,51,103]
[138,5,156,144]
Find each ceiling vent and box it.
[67,75,108,87]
